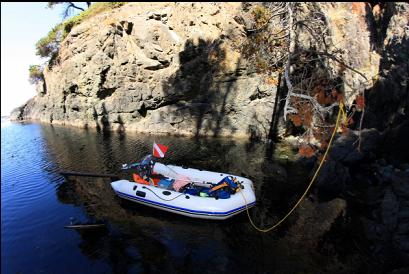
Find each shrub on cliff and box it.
[47,2,91,18]
[35,24,62,58]
[62,2,127,34]
[28,65,44,84]
[35,2,127,60]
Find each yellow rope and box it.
[240,102,344,233]
[340,101,348,124]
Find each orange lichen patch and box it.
[289,114,303,127]
[288,106,313,128]
[314,85,325,105]
[351,2,367,16]
[264,76,279,86]
[298,144,315,158]
[351,2,370,28]
[313,85,340,106]
[287,98,314,128]
[302,109,313,127]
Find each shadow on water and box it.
[38,122,356,274]
[91,101,125,140]
[4,116,387,273]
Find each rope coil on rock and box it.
[240,102,345,233]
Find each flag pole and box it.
[152,139,155,156]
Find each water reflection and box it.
[37,123,350,273]
[2,116,399,273]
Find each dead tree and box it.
[241,2,367,151]
[47,2,88,18]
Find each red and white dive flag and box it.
[153,142,168,158]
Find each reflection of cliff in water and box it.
[40,124,356,273]
[41,123,311,221]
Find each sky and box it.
[1,2,87,116]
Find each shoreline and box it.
[8,117,279,143]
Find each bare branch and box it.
[308,50,368,80]
[68,2,84,12]
[283,3,295,121]
[241,3,366,148]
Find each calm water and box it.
[2,119,350,274]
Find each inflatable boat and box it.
[111,156,256,220]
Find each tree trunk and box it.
[68,2,84,12]
[283,3,296,121]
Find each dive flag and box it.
[153,142,168,158]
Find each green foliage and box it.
[35,2,127,59]
[241,4,287,74]
[35,24,62,58]
[62,2,127,35]
[252,5,271,27]
[28,65,44,84]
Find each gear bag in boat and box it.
[181,176,239,199]
[210,176,239,193]
[157,178,174,190]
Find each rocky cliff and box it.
[12,3,267,138]
[11,2,408,142]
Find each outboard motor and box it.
[121,154,156,176]
[139,154,156,178]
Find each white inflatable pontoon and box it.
[111,163,256,220]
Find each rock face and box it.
[10,2,408,141]
[366,3,409,130]
[12,3,274,139]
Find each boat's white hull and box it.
[111,163,256,220]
